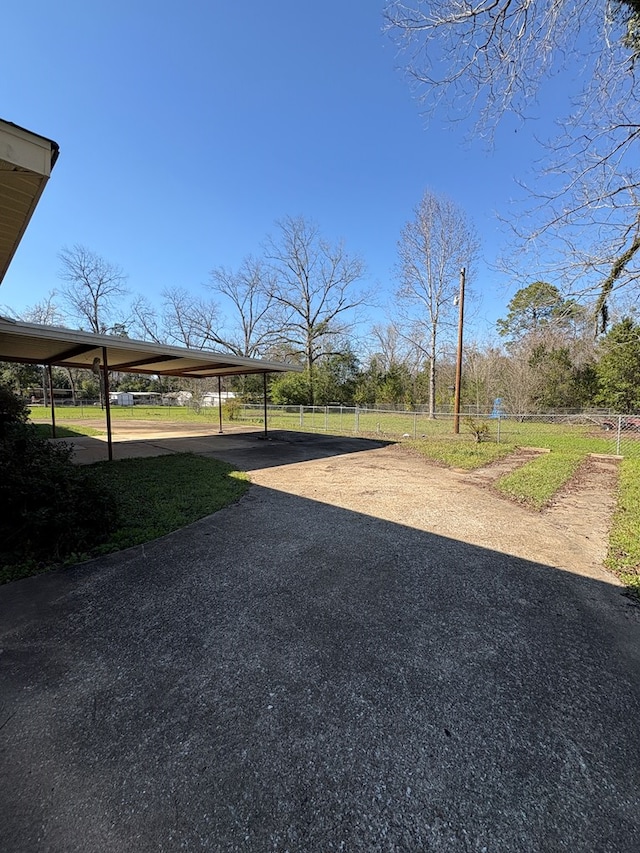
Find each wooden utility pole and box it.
[453,267,466,435]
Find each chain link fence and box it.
[29,399,640,459]
[236,404,640,459]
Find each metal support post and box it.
[102,347,113,461]
[47,363,57,438]
[263,373,268,439]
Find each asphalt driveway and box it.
[1,432,639,851]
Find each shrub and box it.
[0,383,119,580]
[463,417,490,443]
[0,384,29,438]
[223,398,243,421]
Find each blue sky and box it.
[1,0,547,343]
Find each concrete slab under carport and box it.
[1,432,640,851]
[57,426,391,469]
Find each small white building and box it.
[162,390,193,406]
[201,390,236,407]
[129,391,163,405]
[109,391,134,406]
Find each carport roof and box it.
[0,316,300,378]
[0,120,59,285]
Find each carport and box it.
[0,316,300,459]
[0,117,300,460]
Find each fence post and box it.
[497,414,501,444]
[299,405,303,428]
[413,411,417,439]
[616,414,622,456]
[324,406,328,431]
[355,406,359,433]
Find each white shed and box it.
[109,391,134,406]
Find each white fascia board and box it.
[0,121,55,176]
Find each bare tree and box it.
[364,321,430,403]
[463,343,508,414]
[1,292,64,324]
[395,190,477,417]
[20,291,65,326]
[207,256,278,357]
[265,216,369,404]
[367,322,410,374]
[160,287,220,350]
[58,245,129,334]
[385,1,640,325]
[5,295,89,403]
[130,295,164,344]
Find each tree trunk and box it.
[306,344,314,406]
[429,325,437,418]
[66,368,77,405]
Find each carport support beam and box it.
[47,363,56,438]
[218,375,223,434]
[102,346,113,461]
[263,373,268,439]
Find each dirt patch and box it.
[543,455,620,561]
[247,441,622,584]
[463,447,545,485]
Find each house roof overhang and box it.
[0,317,301,378]
[0,120,59,285]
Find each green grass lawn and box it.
[1,453,249,584]
[90,453,249,553]
[606,457,640,599]
[28,404,221,423]
[494,451,586,509]
[404,436,516,469]
[32,423,103,438]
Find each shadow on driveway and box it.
[1,475,639,851]
[64,428,392,470]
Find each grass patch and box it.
[606,457,640,600]
[495,451,586,510]
[2,453,249,583]
[620,574,640,601]
[31,423,103,438]
[28,404,219,423]
[405,437,516,470]
[90,453,249,551]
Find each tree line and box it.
[2,194,640,415]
